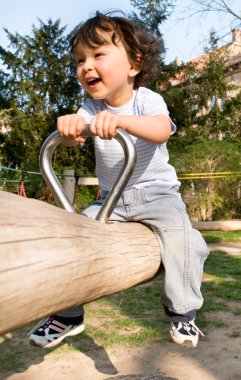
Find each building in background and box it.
[172,29,241,94]
[168,29,241,141]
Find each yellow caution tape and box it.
[178,171,241,180]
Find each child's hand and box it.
[57,114,87,143]
[90,111,120,140]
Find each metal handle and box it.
[39,125,137,223]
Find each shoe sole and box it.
[29,323,85,349]
[170,332,198,348]
[182,340,197,348]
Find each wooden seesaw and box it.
[0,127,161,336]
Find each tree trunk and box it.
[0,191,161,335]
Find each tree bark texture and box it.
[0,191,161,335]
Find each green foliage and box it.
[129,0,175,37]
[74,185,98,213]
[129,1,176,93]
[170,138,241,173]
[162,31,241,220]
[193,53,234,135]
[169,137,241,220]
[0,19,97,200]
[0,19,81,115]
[0,70,13,109]
[220,91,241,139]
[161,82,194,132]
[162,36,240,138]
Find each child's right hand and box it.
[57,114,87,144]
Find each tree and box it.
[187,0,241,23]
[192,51,234,136]
[0,19,95,199]
[0,70,13,110]
[221,90,241,139]
[129,0,176,93]
[159,61,196,133]
[169,137,241,220]
[162,31,239,138]
[130,0,175,37]
[178,0,241,50]
[0,19,81,116]
[162,30,241,220]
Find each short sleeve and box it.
[137,87,176,134]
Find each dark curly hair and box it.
[70,12,162,88]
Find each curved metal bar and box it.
[39,125,137,223]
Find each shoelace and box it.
[183,321,205,337]
[28,317,54,335]
[41,318,53,329]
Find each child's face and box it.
[74,30,139,107]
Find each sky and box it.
[0,0,240,64]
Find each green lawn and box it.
[202,230,241,243]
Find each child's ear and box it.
[128,53,142,78]
[129,65,141,78]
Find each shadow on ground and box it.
[0,326,117,378]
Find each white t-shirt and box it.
[77,87,180,192]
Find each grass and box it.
[81,277,170,347]
[202,230,241,243]
[0,231,240,373]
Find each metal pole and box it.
[39,126,137,222]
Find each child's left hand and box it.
[90,111,121,140]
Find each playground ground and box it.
[1,243,241,380]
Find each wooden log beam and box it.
[192,220,241,231]
[0,191,161,336]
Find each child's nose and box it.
[83,58,94,71]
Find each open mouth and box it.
[87,78,101,87]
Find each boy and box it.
[29,12,208,349]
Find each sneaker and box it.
[170,319,204,348]
[28,316,85,348]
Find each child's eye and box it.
[95,52,104,58]
[75,57,84,65]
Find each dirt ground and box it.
[2,244,241,380]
